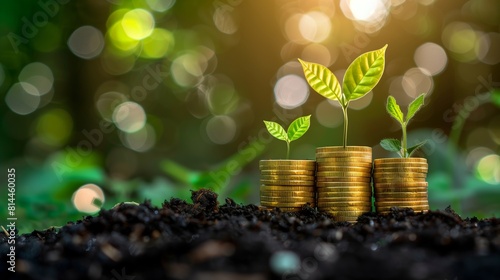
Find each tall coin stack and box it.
[259,160,316,211]
[373,158,429,214]
[315,147,373,222]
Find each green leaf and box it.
[386,96,404,124]
[406,93,425,123]
[407,140,427,157]
[287,115,311,141]
[380,138,402,152]
[343,44,387,102]
[264,120,288,141]
[298,58,342,102]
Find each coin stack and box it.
[259,160,316,211]
[315,147,373,222]
[373,158,429,214]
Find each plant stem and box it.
[286,141,290,159]
[402,122,408,157]
[342,107,348,148]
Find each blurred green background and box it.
[0,0,499,233]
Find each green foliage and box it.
[297,59,342,101]
[381,93,427,157]
[342,45,387,102]
[264,115,311,159]
[299,45,387,147]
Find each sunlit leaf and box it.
[406,93,425,123]
[263,120,288,141]
[343,44,387,101]
[386,95,404,124]
[298,58,342,101]
[380,138,402,152]
[287,115,311,141]
[408,140,427,157]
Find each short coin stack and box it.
[259,160,316,211]
[315,147,373,222]
[373,158,429,214]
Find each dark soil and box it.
[1,189,500,280]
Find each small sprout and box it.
[380,93,427,158]
[112,201,140,209]
[299,45,387,147]
[264,115,311,159]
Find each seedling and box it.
[299,45,387,148]
[380,93,427,157]
[264,115,311,159]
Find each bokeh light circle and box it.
[68,25,105,59]
[36,108,73,147]
[402,68,434,98]
[5,82,41,115]
[112,101,147,133]
[141,28,174,58]
[19,62,54,96]
[72,184,105,214]
[97,91,129,121]
[146,0,175,12]
[122,124,156,152]
[477,32,500,65]
[274,74,309,109]
[206,115,237,145]
[476,154,500,184]
[414,42,448,76]
[299,11,331,43]
[121,9,155,40]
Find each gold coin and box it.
[260,159,316,165]
[373,167,428,173]
[319,207,372,214]
[374,158,427,164]
[316,152,372,159]
[260,175,315,181]
[317,166,372,172]
[261,201,315,207]
[318,162,373,168]
[374,162,428,168]
[260,196,315,203]
[260,160,316,170]
[325,209,371,216]
[375,200,429,207]
[260,191,315,197]
[316,187,371,194]
[374,186,428,193]
[317,177,371,183]
[374,191,427,197]
[260,179,315,186]
[374,178,426,184]
[260,185,315,192]
[374,182,428,188]
[317,157,372,163]
[318,191,372,200]
[316,171,372,178]
[317,201,371,207]
[318,196,372,203]
[316,181,371,187]
[316,146,372,153]
[375,197,428,203]
[373,172,427,178]
[260,169,316,176]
